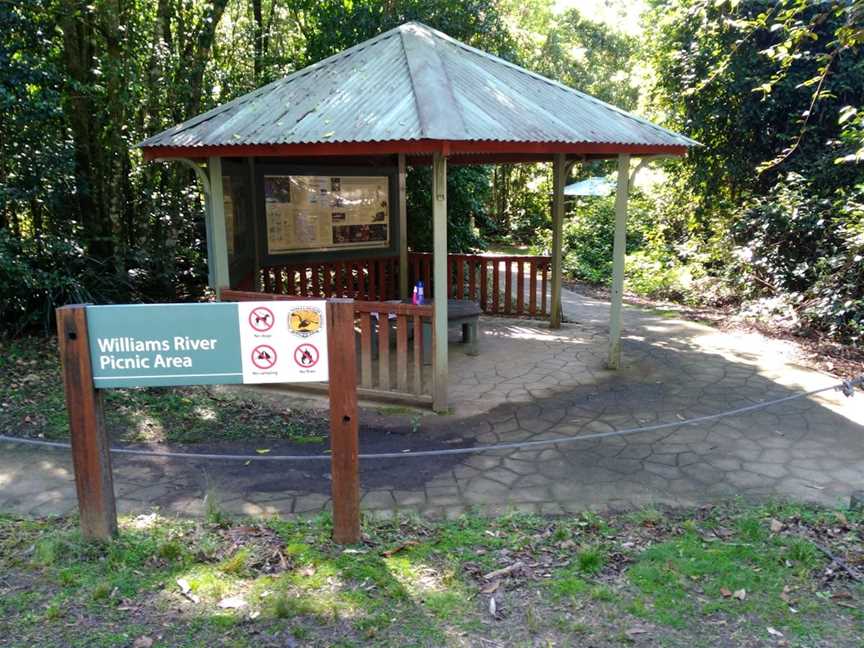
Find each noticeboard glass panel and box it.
[264,175,389,254]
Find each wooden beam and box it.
[208,157,230,296]
[432,152,448,413]
[608,153,631,369]
[549,153,566,328]
[398,153,409,299]
[56,305,117,541]
[142,141,689,162]
[326,299,361,544]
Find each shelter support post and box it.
[549,153,566,328]
[432,152,448,413]
[608,153,631,369]
[207,157,231,297]
[57,305,117,541]
[398,153,409,299]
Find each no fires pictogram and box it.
[294,343,319,368]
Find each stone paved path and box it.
[2,287,862,519]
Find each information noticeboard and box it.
[264,175,389,254]
[86,301,328,388]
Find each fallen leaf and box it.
[256,448,270,454]
[218,595,248,609]
[767,627,783,637]
[483,561,524,581]
[176,578,200,604]
[769,518,783,533]
[625,627,649,639]
[382,541,418,557]
[733,589,746,600]
[132,638,154,648]
[720,587,732,598]
[480,580,500,594]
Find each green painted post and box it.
[608,153,631,369]
[432,151,448,413]
[549,153,566,328]
[398,153,409,299]
[208,157,230,297]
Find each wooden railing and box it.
[407,252,551,318]
[256,251,552,319]
[220,289,434,404]
[260,256,400,301]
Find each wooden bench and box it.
[372,299,481,362]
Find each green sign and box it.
[86,301,328,388]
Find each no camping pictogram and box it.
[248,306,274,332]
[294,343,319,368]
[251,344,277,370]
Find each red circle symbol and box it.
[294,343,319,368]
[251,344,277,370]
[248,306,274,332]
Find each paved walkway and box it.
[2,288,863,519]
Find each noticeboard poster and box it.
[265,175,389,254]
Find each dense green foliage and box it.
[1,0,862,344]
[641,0,864,342]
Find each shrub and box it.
[730,174,864,343]
[0,231,114,336]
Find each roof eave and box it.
[140,140,692,163]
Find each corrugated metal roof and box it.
[139,22,697,150]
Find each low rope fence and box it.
[1,376,860,462]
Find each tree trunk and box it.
[61,2,112,260]
[182,0,230,116]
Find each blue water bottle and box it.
[417,281,424,305]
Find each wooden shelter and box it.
[139,21,697,412]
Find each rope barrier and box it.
[1,375,861,462]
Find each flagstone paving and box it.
[2,287,863,520]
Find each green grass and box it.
[0,337,328,445]
[0,503,861,647]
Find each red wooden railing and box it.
[221,289,434,403]
[407,253,551,318]
[256,251,551,319]
[259,256,400,301]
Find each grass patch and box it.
[0,503,860,647]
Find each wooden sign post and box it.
[325,299,361,544]
[57,305,118,540]
[55,299,361,545]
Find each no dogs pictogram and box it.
[251,344,277,370]
[294,343,319,368]
[248,306,274,332]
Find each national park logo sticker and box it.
[289,307,322,337]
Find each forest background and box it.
[2,0,862,346]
